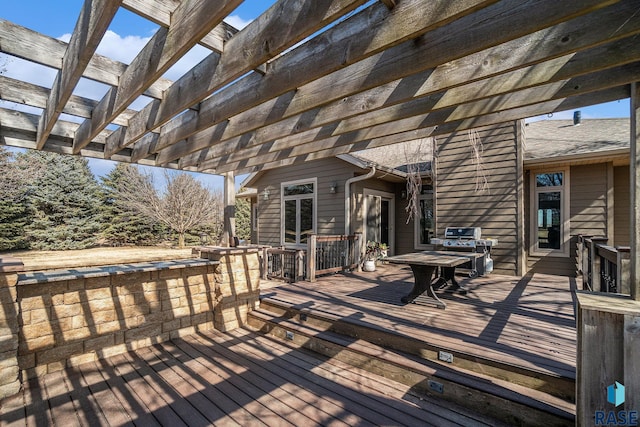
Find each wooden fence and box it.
[577,235,630,295]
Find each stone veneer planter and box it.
[0,247,261,399]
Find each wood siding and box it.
[254,158,361,247]
[527,163,615,277]
[436,122,522,276]
[614,165,631,246]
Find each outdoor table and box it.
[386,251,484,309]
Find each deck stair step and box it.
[257,297,575,402]
[248,305,575,426]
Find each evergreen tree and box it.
[0,148,30,250]
[101,163,162,246]
[235,198,251,242]
[22,151,103,250]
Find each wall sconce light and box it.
[329,182,337,194]
[262,188,270,200]
[401,190,407,199]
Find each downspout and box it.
[345,165,376,235]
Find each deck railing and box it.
[307,234,362,282]
[577,235,630,294]
[263,248,306,283]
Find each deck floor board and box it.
[0,268,572,426]
[260,267,577,380]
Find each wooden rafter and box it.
[104,0,370,158]
[162,1,640,168]
[72,0,244,154]
[0,0,638,178]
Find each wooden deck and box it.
[260,264,577,386]
[0,328,505,427]
[1,265,576,426]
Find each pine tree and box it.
[101,163,162,246]
[23,151,103,250]
[235,198,251,242]
[0,147,31,250]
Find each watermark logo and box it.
[595,381,638,426]
[608,382,626,407]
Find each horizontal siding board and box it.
[436,121,519,275]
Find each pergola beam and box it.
[156,0,635,167]
[142,0,501,157]
[222,85,630,175]
[36,0,122,149]
[104,0,369,157]
[0,19,173,100]
[72,0,243,154]
[200,62,640,172]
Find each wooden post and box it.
[589,237,608,292]
[307,234,316,282]
[354,232,362,272]
[222,172,236,247]
[631,82,640,301]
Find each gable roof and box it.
[524,118,630,165]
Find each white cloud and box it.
[225,15,252,30]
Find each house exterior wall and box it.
[614,165,630,246]
[526,162,624,276]
[435,121,523,276]
[253,158,362,246]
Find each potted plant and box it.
[363,241,387,272]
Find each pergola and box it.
[1,0,639,419]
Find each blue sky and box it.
[1,1,631,189]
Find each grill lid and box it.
[444,227,481,240]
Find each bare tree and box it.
[118,167,222,248]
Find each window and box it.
[531,170,569,256]
[281,178,316,246]
[414,185,435,249]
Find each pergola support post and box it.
[222,172,236,247]
[632,82,640,301]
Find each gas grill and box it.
[430,227,497,277]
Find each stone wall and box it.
[0,248,261,399]
[0,258,24,399]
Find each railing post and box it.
[589,237,608,292]
[354,232,362,272]
[307,234,316,282]
[618,246,631,295]
[261,246,269,280]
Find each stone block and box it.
[54,303,84,318]
[161,298,181,312]
[0,287,17,305]
[45,360,65,374]
[67,352,97,367]
[18,353,35,370]
[84,334,115,352]
[18,282,67,299]
[96,321,122,335]
[191,312,208,326]
[0,332,17,353]
[87,298,116,313]
[0,364,19,387]
[169,326,196,340]
[66,278,86,291]
[170,306,191,319]
[58,326,91,341]
[138,311,163,325]
[158,268,182,280]
[26,308,51,325]
[0,380,20,400]
[85,287,113,301]
[124,324,161,343]
[19,296,47,311]
[115,271,152,287]
[22,365,47,380]
[19,335,54,354]
[21,322,53,340]
[36,341,83,365]
[113,331,124,345]
[88,310,116,325]
[115,281,143,294]
[98,343,128,359]
[180,316,192,328]
[162,318,181,332]
[121,304,149,319]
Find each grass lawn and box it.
[3,246,196,271]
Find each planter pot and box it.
[363,259,376,272]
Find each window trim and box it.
[280,177,317,248]
[414,188,435,250]
[529,168,570,257]
[252,202,258,232]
